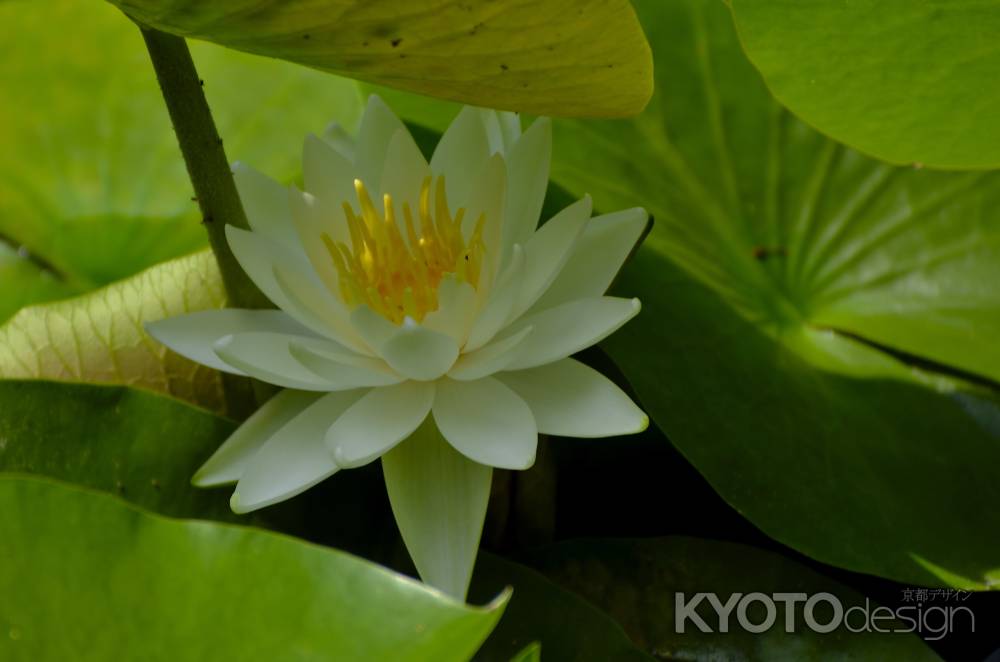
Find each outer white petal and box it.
[379,127,430,222]
[382,418,492,600]
[421,277,477,345]
[497,359,648,437]
[213,332,339,391]
[355,94,408,194]
[448,326,532,381]
[232,163,299,252]
[145,309,312,374]
[430,106,491,211]
[226,225,345,342]
[303,132,356,206]
[231,389,366,513]
[504,117,552,262]
[465,244,524,352]
[327,380,435,468]
[379,318,460,381]
[289,340,403,389]
[531,208,649,312]
[193,390,320,487]
[511,195,592,320]
[502,296,642,371]
[433,376,537,470]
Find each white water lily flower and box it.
[147,96,648,599]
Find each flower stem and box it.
[138,26,268,310]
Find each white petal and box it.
[289,340,403,389]
[145,309,312,374]
[350,305,398,352]
[480,109,506,155]
[355,94,408,193]
[465,244,524,352]
[433,376,537,470]
[273,264,368,354]
[232,163,298,252]
[213,332,338,390]
[430,106,491,211]
[287,188,349,292]
[327,380,435,468]
[448,325,532,381]
[379,127,430,222]
[421,277,477,344]
[504,117,552,261]
[497,359,648,437]
[497,112,522,153]
[321,121,356,162]
[531,208,649,312]
[231,389,366,513]
[382,418,492,600]
[193,390,320,486]
[462,152,507,294]
[511,195,592,320]
[303,132,356,206]
[225,225,343,341]
[502,296,642,371]
[379,318,460,381]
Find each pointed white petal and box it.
[461,152,507,295]
[430,106,491,211]
[497,112,522,153]
[448,326,532,381]
[213,332,338,390]
[502,296,642,371]
[504,117,552,258]
[355,94,408,192]
[273,264,368,354]
[303,132,356,205]
[465,244,524,351]
[379,127,430,221]
[531,208,648,312]
[350,305,398,352]
[287,187,349,292]
[145,309,311,373]
[232,163,298,251]
[231,389,366,513]
[193,390,320,487]
[379,318,460,381]
[433,376,537,470]
[382,418,492,600]
[321,121,356,162]
[511,196,592,319]
[497,359,648,438]
[289,340,403,389]
[327,380,435,468]
[421,277,477,344]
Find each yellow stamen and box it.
[329,176,488,324]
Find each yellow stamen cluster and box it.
[324,176,487,324]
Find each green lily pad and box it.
[0,0,363,319]
[524,537,940,660]
[0,252,230,413]
[543,0,1000,587]
[105,0,652,118]
[0,475,506,662]
[729,0,1000,169]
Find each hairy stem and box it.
[138,26,267,310]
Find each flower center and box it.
[324,176,486,324]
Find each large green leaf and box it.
[105,0,652,118]
[0,475,506,662]
[543,0,1000,587]
[524,537,939,660]
[0,0,363,319]
[728,0,1000,169]
[471,554,654,662]
[0,252,230,413]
